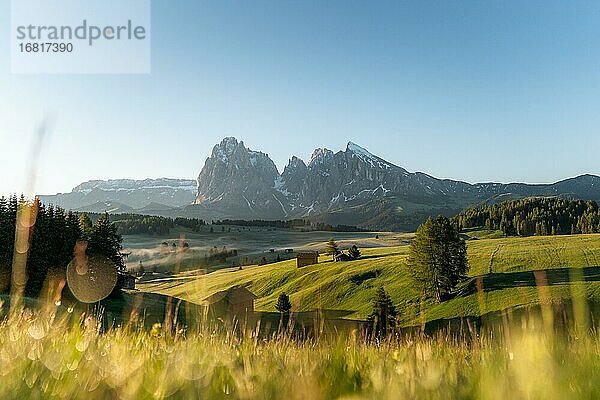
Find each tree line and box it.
[86,214,367,236]
[89,213,206,235]
[0,196,125,298]
[213,218,368,232]
[454,197,600,237]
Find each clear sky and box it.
[1,1,600,195]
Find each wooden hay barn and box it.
[202,286,258,322]
[296,251,319,268]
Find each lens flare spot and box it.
[27,322,46,340]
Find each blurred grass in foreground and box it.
[0,304,599,399]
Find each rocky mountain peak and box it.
[211,137,247,163]
[345,141,394,170]
[64,137,598,231]
[72,178,197,194]
[284,156,307,172]
[40,178,197,211]
[346,141,370,155]
[195,137,281,216]
[278,156,308,198]
[309,148,334,166]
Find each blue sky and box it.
[1,1,600,194]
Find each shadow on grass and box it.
[257,309,355,321]
[356,252,406,260]
[423,299,600,337]
[455,266,600,298]
[255,309,363,337]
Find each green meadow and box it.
[138,233,600,326]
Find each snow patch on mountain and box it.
[272,194,289,216]
[73,178,197,193]
[273,176,291,196]
[346,141,392,170]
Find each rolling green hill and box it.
[138,234,600,325]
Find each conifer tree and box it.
[408,217,468,303]
[348,245,361,259]
[366,287,397,338]
[275,292,292,313]
[325,237,339,261]
[87,213,126,273]
[79,212,93,239]
[454,197,600,237]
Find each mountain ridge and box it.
[40,178,196,212]
[190,138,600,230]
[39,137,600,231]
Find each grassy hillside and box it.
[138,234,600,324]
[466,234,600,275]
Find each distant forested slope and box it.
[89,213,206,235]
[455,197,600,236]
[212,218,368,232]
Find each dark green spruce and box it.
[408,216,468,303]
[366,287,397,338]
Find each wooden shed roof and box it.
[296,251,319,257]
[202,286,258,305]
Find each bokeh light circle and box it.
[66,255,117,303]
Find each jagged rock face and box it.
[195,137,284,218]
[278,156,307,198]
[193,138,600,230]
[301,143,406,207]
[277,142,436,212]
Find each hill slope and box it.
[138,234,600,324]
